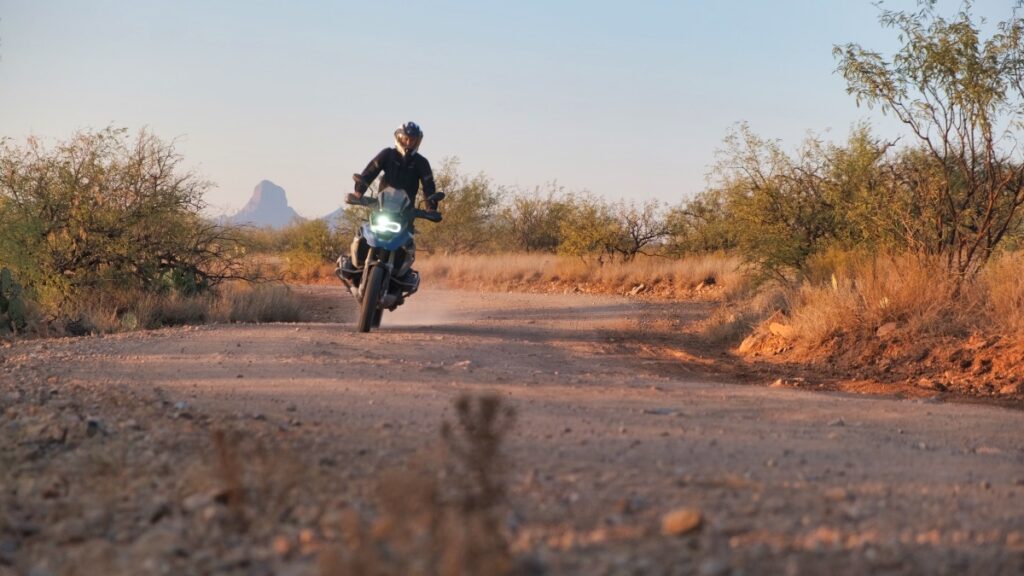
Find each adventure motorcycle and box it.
[337,180,444,332]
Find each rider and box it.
[347,121,438,209]
[340,121,439,285]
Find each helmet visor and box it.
[395,132,422,153]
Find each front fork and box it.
[358,248,394,301]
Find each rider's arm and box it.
[417,156,438,209]
[355,149,391,194]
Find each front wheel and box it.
[357,265,386,333]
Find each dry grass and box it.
[701,284,790,346]
[418,252,746,299]
[981,251,1024,335]
[729,251,1024,357]
[66,282,305,334]
[787,254,980,350]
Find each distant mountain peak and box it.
[229,180,301,228]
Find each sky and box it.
[0,1,1017,218]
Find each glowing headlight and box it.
[370,215,402,234]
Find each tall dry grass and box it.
[982,252,1024,335]
[778,252,1024,351]
[418,252,746,298]
[69,282,305,334]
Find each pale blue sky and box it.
[0,1,1015,217]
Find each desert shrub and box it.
[0,267,27,334]
[609,199,670,261]
[0,128,245,312]
[556,193,622,263]
[234,226,291,255]
[416,158,502,254]
[665,189,737,254]
[835,2,1024,277]
[699,123,902,282]
[497,184,573,252]
[280,219,347,277]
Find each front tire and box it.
[357,265,386,333]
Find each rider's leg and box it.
[395,237,417,284]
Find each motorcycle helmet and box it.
[394,121,423,157]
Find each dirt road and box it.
[4,287,1024,575]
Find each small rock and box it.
[916,378,946,392]
[182,493,213,513]
[876,322,899,338]
[0,538,19,564]
[660,508,702,536]
[999,382,1022,395]
[824,487,849,501]
[973,358,993,375]
[145,500,172,524]
[173,400,190,412]
[629,283,646,296]
[85,417,104,438]
[827,418,845,427]
[452,360,472,369]
[768,322,796,339]
[286,403,298,412]
[272,535,291,557]
[698,558,730,576]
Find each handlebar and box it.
[345,194,442,222]
[345,193,374,207]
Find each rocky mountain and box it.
[229,180,302,228]
[322,205,347,229]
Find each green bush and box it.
[497,184,573,252]
[416,158,502,254]
[0,267,27,334]
[0,128,244,313]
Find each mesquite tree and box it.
[0,128,245,309]
[835,1,1024,277]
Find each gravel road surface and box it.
[3,286,1023,575]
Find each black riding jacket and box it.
[355,148,437,208]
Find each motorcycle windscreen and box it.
[378,187,412,213]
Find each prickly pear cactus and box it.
[0,267,27,333]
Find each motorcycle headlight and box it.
[370,214,402,234]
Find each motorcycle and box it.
[337,177,444,332]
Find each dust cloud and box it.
[380,289,471,327]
